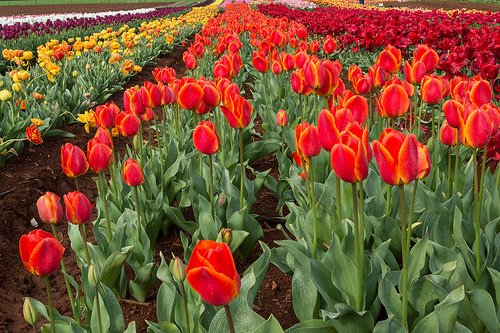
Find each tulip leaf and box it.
[292,261,319,321]
[372,315,406,333]
[285,319,337,333]
[329,232,358,308]
[403,235,428,289]
[40,321,87,333]
[91,292,110,333]
[198,194,219,240]
[487,267,500,308]
[146,321,181,333]
[129,263,158,302]
[243,139,280,162]
[412,285,464,333]
[43,128,75,138]
[100,246,134,288]
[321,303,374,333]
[378,273,402,322]
[467,289,500,333]
[253,315,284,333]
[124,321,137,333]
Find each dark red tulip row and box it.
[257,3,500,79]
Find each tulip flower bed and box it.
[2,1,500,332]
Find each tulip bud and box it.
[122,158,144,187]
[276,109,288,127]
[37,192,63,225]
[0,89,13,101]
[63,191,93,224]
[12,82,22,93]
[172,257,186,282]
[88,263,99,288]
[72,70,79,78]
[23,298,39,327]
[193,120,219,155]
[221,228,233,245]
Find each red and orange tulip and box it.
[61,143,89,178]
[276,109,289,127]
[37,192,63,225]
[93,102,119,129]
[459,105,495,148]
[124,87,145,116]
[372,129,419,185]
[183,51,197,70]
[19,229,64,276]
[403,61,426,85]
[177,82,204,111]
[468,78,492,106]
[413,45,439,73]
[140,81,163,109]
[94,127,114,149]
[26,125,43,145]
[440,121,459,146]
[186,240,240,306]
[318,108,354,151]
[115,111,140,137]
[376,84,410,118]
[152,66,176,84]
[337,90,368,124]
[295,122,321,158]
[220,92,253,129]
[252,51,269,73]
[421,75,446,104]
[193,120,219,155]
[376,45,402,74]
[122,158,144,187]
[87,140,113,173]
[63,191,93,225]
[323,35,337,54]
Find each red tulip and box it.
[294,51,309,69]
[295,122,321,158]
[115,111,140,137]
[442,100,464,129]
[140,81,163,109]
[403,61,426,84]
[413,45,439,73]
[37,192,63,225]
[376,84,410,118]
[252,51,269,73]
[318,108,354,151]
[26,125,43,145]
[152,66,176,84]
[440,121,459,146]
[337,90,368,124]
[459,105,495,148]
[193,120,219,155]
[159,83,176,106]
[372,129,419,185]
[331,124,371,183]
[384,77,415,97]
[280,52,295,71]
[19,229,64,276]
[93,102,119,129]
[220,93,253,129]
[141,107,155,122]
[87,140,113,173]
[468,79,492,106]
[352,74,371,95]
[63,191,93,224]
[183,51,197,70]
[61,143,89,178]
[421,75,445,104]
[94,127,113,149]
[291,69,313,96]
[376,45,402,74]
[276,109,289,127]
[177,82,204,111]
[417,142,431,179]
[186,240,240,306]
[202,82,220,109]
[124,87,145,116]
[303,57,326,90]
[323,35,337,54]
[122,158,144,187]
[368,64,388,88]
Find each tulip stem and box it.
[50,225,79,324]
[280,128,285,162]
[335,176,342,221]
[137,121,144,161]
[386,184,391,216]
[351,182,361,311]
[74,177,80,192]
[94,289,103,333]
[239,129,245,210]
[154,116,165,189]
[453,145,460,194]
[99,173,113,243]
[262,73,271,133]
[310,158,318,259]
[134,186,142,245]
[446,148,452,199]
[408,180,418,258]
[209,155,214,216]
[44,276,55,333]
[79,224,91,265]
[399,185,408,329]
[224,305,236,333]
[359,181,365,300]
[473,147,488,278]
[179,282,191,333]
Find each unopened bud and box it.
[72,70,79,78]
[0,89,12,101]
[218,193,226,208]
[221,228,232,245]
[23,297,39,327]
[88,263,99,288]
[12,82,22,93]
[172,257,186,282]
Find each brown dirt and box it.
[381,0,499,12]
[0,28,296,333]
[0,2,181,16]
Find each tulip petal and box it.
[463,110,494,148]
[398,134,419,184]
[187,267,240,306]
[331,144,356,183]
[29,238,64,276]
[373,141,399,185]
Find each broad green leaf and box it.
[292,262,318,321]
[253,315,284,333]
[285,320,337,333]
[100,246,133,288]
[467,289,500,333]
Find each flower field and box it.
[1,0,499,332]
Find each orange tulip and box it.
[177,82,204,111]
[122,158,144,187]
[417,142,431,179]
[421,75,446,104]
[403,60,426,85]
[19,229,64,276]
[183,51,197,70]
[61,143,89,178]
[26,125,43,145]
[440,121,459,146]
[376,45,402,74]
[193,120,219,155]
[252,51,269,73]
[318,108,354,151]
[63,191,93,225]
[459,105,495,148]
[303,57,326,90]
[413,45,439,73]
[140,81,163,109]
[468,78,492,106]
[372,129,419,185]
[152,66,176,84]
[280,52,295,71]
[115,111,140,137]
[442,100,465,129]
[276,109,289,127]
[94,127,113,149]
[123,87,145,116]
[186,240,240,306]
[37,192,63,225]
[368,64,388,88]
[93,102,119,129]
[376,84,410,118]
[337,90,368,124]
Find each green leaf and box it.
[487,267,500,308]
[253,315,284,333]
[372,315,406,333]
[467,289,500,332]
[322,303,374,333]
[378,273,402,322]
[406,235,429,287]
[129,263,158,302]
[146,321,181,333]
[244,139,280,162]
[124,322,137,333]
[91,293,110,333]
[285,320,336,333]
[197,194,218,240]
[100,246,134,288]
[292,261,318,321]
[329,233,358,307]
[413,285,464,333]
[43,129,75,138]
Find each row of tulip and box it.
[18,2,500,333]
[0,2,221,166]
[257,3,500,79]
